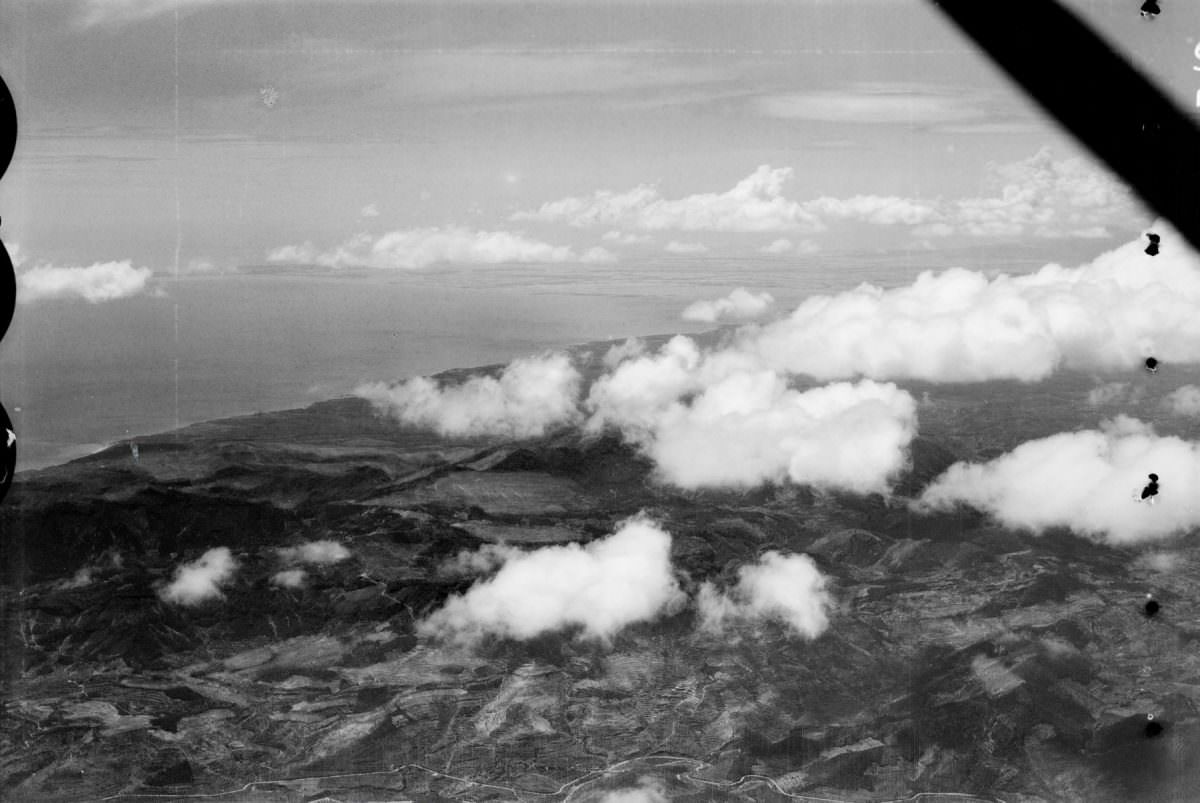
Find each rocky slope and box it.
[2,347,1199,802]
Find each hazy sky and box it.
[1,0,1198,274]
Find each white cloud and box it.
[1164,385,1200,417]
[600,780,670,803]
[915,148,1140,239]
[586,339,917,493]
[270,569,307,589]
[681,287,774,323]
[160,547,238,606]
[277,540,351,566]
[513,165,825,233]
[58,567,95,590]
[742,222,1200,382]
[17,261,153,304]
[360,203,380,218]
[602,337,646,370]
[755,84,992,125]
[267,226,604,270]
[664,240,709,255]
[641,372,918,493]
[803,195,939,226]
[419,515,685,643]
[439,544,523,577]
[1086,381,1143,408]
[357,352,582,439]
[698,551,832,639]
[760,237,819,255]
[601,230,651,245]
[915,416,1200,544]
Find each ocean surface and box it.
[0,246,1081,472]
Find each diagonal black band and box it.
[928,0,1200,252]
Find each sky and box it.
[2,0,1199,276]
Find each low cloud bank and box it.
[743,226,1200,382]
[17,260,153,303]
[682,288,774,323]
[419,516,685,643]
[915,416,1200,543]
[268,226,613,270]
[357,353,582,439]
[160,547,238,606]
[698,551,832,638]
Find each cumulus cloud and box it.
[270,569,307,589]
[586,339,917,493]
[602,337,646,370]
[512,165,825,233]
[515,150,1134,243]
[1164,385,1200,417]
[17,260,153,304]
[664,240,709,255]
[740,223,1200,382]
[160,547,238,606]
[419,515,685,644]
[915,416,1200,543]
[642,373,917,493]
[267,226,609,270]
[358,352,582,439]
[277,540,351,566]
[681,287,774,323]
[760,238,819,255]
[697,551,832,639]
[915,147,1139,239]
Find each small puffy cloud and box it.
[267,226,596,270]
[277,540,351,566]
[664,240,709,255]
[58,567,95,590]
[916,416,1200,544]
[682,287,774,324]
[600,780,670,803]
[419,515,685,643]
[358,352,582,439]
[513,165,825,233]
[17,260,153,304]
[360,203,380,218]
[1086,381,1143,408]
[643,373,918,493]
[160,547,238,606]
[1164,385,1200,417]
[438,544,523,578]
[760,238,819,255]
[698,551,832,639]
[270,569,307,589]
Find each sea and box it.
[0,245,1084,472]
